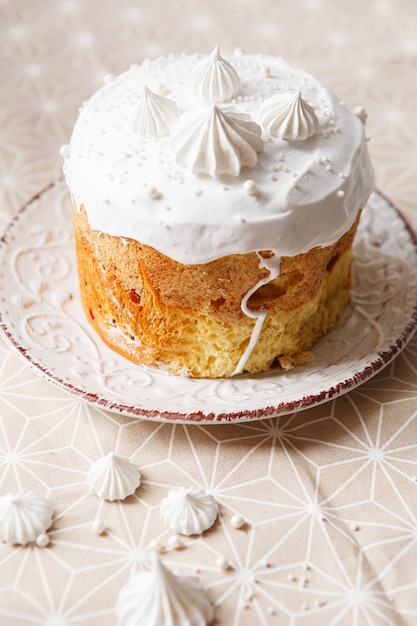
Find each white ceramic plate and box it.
[1,180,417,423]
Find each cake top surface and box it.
[63,48,374,263]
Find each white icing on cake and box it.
[63,51,374,265]
[117,554,214,626]
[159,487,218,535]
[0,492,53,545]
[87,452,141,501]
[232,253,281,375]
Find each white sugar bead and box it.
[59,144,70,158]
[216,555,229,571]
[152,82,166,95]
[230,514,245,529]
[243,180,258,196]
[36,533,50,547]
[147,185,160,199]
[167,534,183,550]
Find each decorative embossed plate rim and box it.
[1,180,417,423]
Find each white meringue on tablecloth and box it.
[117,554,213,626]
[0,492,53,545]
[160,487,218,536]
[87,452,141,501]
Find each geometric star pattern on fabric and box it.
[1,0,417,624]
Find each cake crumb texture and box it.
[73,204,358,378]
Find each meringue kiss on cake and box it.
[62,47,374,378]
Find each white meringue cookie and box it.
[160,487,218,536]
[260,91,319,140]
[171,105,263,178]
[132,86,179,137]
[0,492,53,545]
[191,45,240,103]
[87,452,141,501]
[117,554,213,626]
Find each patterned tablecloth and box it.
[1,1,417,624]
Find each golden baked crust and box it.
[73,204,359,378]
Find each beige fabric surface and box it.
[1,0,417,624]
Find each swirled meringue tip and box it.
[132,86,179,137]
[0,492,53,546]
[160,487,218,536]
[260,90,319,140]
[87,451,141,501]
[171,105,263,178]
[191,44,240,103]
[117,554,214,626]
